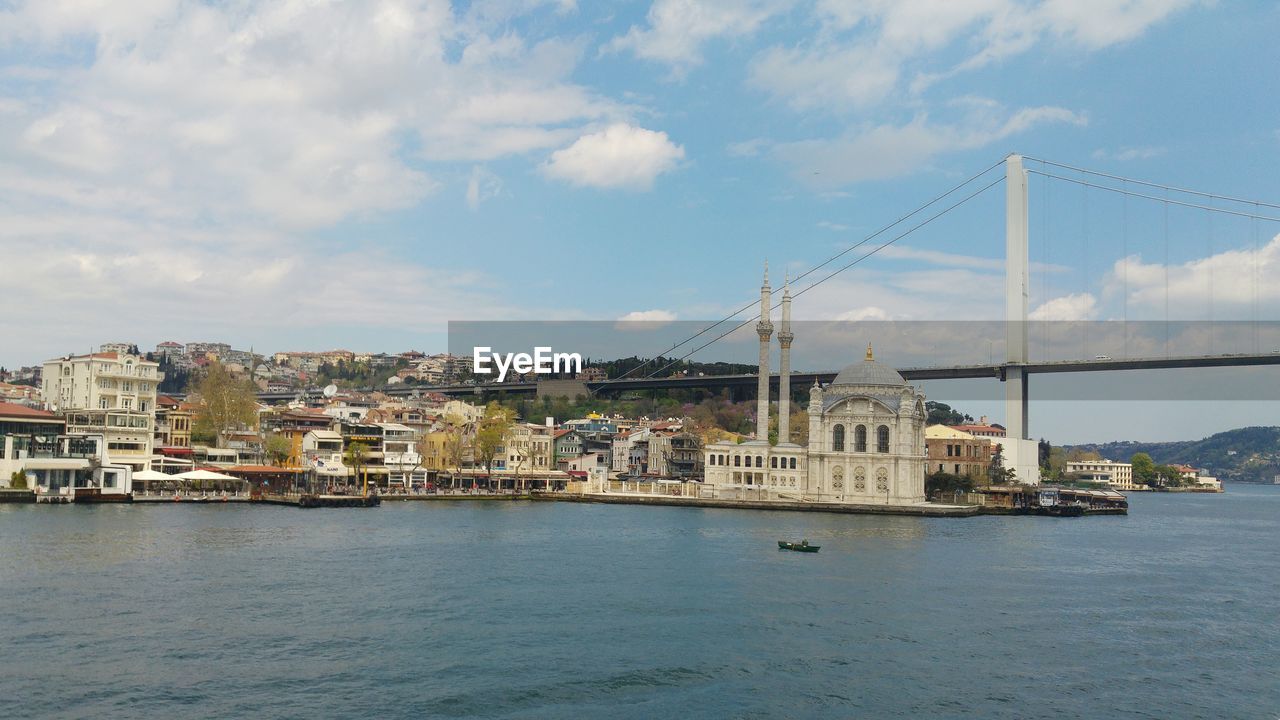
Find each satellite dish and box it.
[323,384,338,398]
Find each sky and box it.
[2,1,1279,443]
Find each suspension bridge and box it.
[265,152,1280,476]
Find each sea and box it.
[2,486,1277,719]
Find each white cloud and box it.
[727,137,769,157]
[753,0,1196,108]
[617,310,678,322]
[1029,293,1099,321]
[773,105,1086,187]
[1092,146,1166,161]
[0,1,631,229]
[605,0,793,71]
[466,166,504,210]
[543,123,685,190]
[834,306,892,321]
[877,245,1070,273]
[1108,234,1280,319]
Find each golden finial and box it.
[865,342,874,361]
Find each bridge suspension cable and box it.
[608,157,1010,383]
[1022,156,1280,211]
[1024,169,1280,223]
[635,174,1007,381]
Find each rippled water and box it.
[2,486,1278,719]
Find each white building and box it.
[1066,459,1136,491]
[379,423,424,487]
[42,351,162,472]
[702,270,927,505]
[0,402,131,499]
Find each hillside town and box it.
[0,340,1224,505]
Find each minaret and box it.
[755,262,773,442]
[777,274,794,444]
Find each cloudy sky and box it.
[2,1,1278,442]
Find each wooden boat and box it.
[778,540,820,553]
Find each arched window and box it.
[789,457,796,469]
[877,425,890,453]
[734,455,741,467]
[770,456,777,468]
[755,456,764,468]
[855,425,867,452]
[720,454,726,466]
[707,455,715,466]
[832,424,845,451]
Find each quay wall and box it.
[534,492,982,517]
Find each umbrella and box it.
[174,469,240,481]
[175,468,242,492]
[133,469,175,481]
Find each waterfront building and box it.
[339,421,389,487]
[702,269,927,505]
[1066,459,1136,490]
[925,425,994,479]
[554,429,583,468]
[154,396,193,449]
[41,351,162,472]
[0,402,131,498]
[380,423,424,488]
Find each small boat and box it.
[778,540,820,553]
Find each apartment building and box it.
[42,351,162,472]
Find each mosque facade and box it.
[702,268,928,505]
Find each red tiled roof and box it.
[0,402,59,420]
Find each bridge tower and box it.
[1005,153,1030,441]
[755,263,773,443]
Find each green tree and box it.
[192,362,260,448]
[264,433,292,467]
[926,401,973,426]
[10,470,28,489]
[1130,452,1157,486]
[926,471,974,498]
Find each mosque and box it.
[701,267,929,505]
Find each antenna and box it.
[323,384,338,398]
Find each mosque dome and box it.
[831,343,906,387]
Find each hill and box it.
[1069,426,1280,483]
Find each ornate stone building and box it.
[702,268,928,505]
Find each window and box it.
[755,456,763,468]
[789,457,796,469]
[855,425,867,452]
[832,424,845,451]
[734,455,741,467]
[946,444,953,457]
[770,457,777,468]
[877,425,890,453]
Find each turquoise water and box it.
[2,487,1278,719]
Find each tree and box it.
[10,470,27,489]
[926,401,973,426]
[988,444,1017,484]
[926,471,974,498]
[1130,452,1157,486]
[474,402,512,486]
[345,441,369,492]
[192,362,260,448]
[264,433,292,467]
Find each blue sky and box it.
[2,1,1279,442]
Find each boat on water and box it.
[778,540,820,553]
